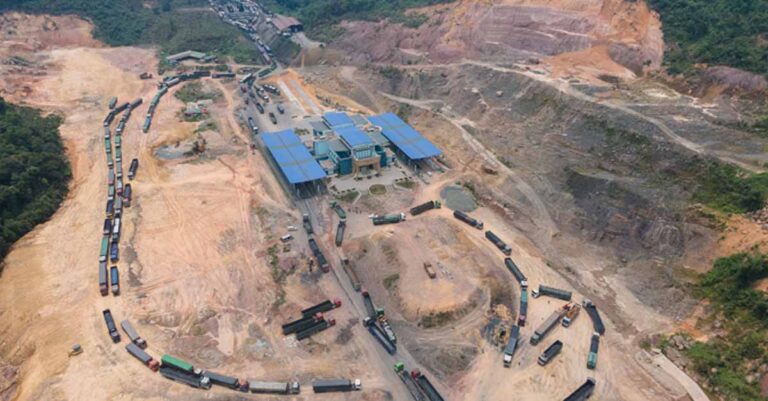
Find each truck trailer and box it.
[102,309,121,343]
[159,366,211,389]
[125,343,159,371]
[335,220,346,247]
[296,318,335,340]
[504,258,527,288]
[109,241,119,262]
[587,333,600,369]
[503,325,521,367]
[282,313,323,335]
[361,290,377,320]
[123,184,132,207]
[530,304,569,345]
[120,319,146,348]
[341,258,361,291]
[301,299,342,317]
[394,363,426,401]
[582,299,605,335]
[372,213,406,225]
[330,201,347,219]
[453,210,483,229]
[564,378,596,401]
[538,340,563,366]
[99,262,108,296]
[518,289,528,326]
[410,200,441,216]
[110,265,119,295]
[366,319,396,355]
[411,370,444,401]
[302,214,313,234]
[128,159,138,180]
[533,285,573,301]
[99,235,109,262]
[202,370,240,389]
[248,380,300,394]
[485,230,512,255]
[312,379,361,393]
[307,238,329,272]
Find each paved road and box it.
[652,353,710,401]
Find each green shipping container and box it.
[587,352,597,369]
[105,139,111,153]
[115,136,121,147]
[99,235,109,261]
[161,354,194,372]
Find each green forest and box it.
[262,0,454,41]
[0,0,261,63]
[0,98,71,260]
[647,0,768,76]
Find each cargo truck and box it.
[125,343,159,371]
[109,241,119,262]
[394,363,426,401]
[277,104,285,114]
[128,159,138,180]
[301,299,342,317]
[296,318,335,340]
[112,217,121,241]
[312,379,361,393]
[108,185,115,201]
[104,126,110,139]
[130,98,143,108]
[424,262,437,279]
[99,235,109,262]
[335,220,346,246]
[161,354,200,375]
[504,258,527,289]
[341,258,361,291]
[123,184,132,207]
[99,262,108,296]
[410,200,441,216]
[114,197,122,217]
[538,340,563,366]
[102,309,121,343]
[159,366,211,389]
[108,169,115,185]
[108,97,117,109]
[105,200,114,218]
[530,304,570,345]
[302,214,313,234]
[564,378,596,401]
[103,218,112,236]
[518,289,528,326]
[411,370,444,401]
[255,102,264,114]
[120,319,146,348]
[380,318,397,344]
[587,333,599,369]
[533,285,572,301]
[372,213,406,225]
[282,313,324,335]
[104,111,116,126]
[453,210,483,229]
[114,102,129,114]
[248,380,300,394]
[366,318,396,355]
[582,299,605,335]
[330,201,347,219]
[201,370,240,389]
[503,325,521,367]
[307,238,329,272]
[361,290,376,320]
[562,304,581,327]
[110,265,120,295]
[485,230,512,255]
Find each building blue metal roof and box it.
[367,113,441,160]
[262,129,327,184]
[323,112,355,128]
[336,126,373,148]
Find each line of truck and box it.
[280,299,341,340]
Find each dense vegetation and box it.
[679,253,768,401]
[0,98,71,260]
[693,161,768,214]
[647,0,768,76]
[262,0,454,41]
[0,0,261,63]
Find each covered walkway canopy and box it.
[367,113,441,160]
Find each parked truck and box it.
[125,343,159,371]
[503,325,521,367]
[99,235,109,263]
[423,262,437,279]
[302,214,313,234]
[201,370,240,390]
[453,210,483,229]
[394,363,426,401]
[128,158,138,180]
[161,354,196,374]
[159,366,211,389]
[518,289,528,326]
[99,262,108,296]
[361,290,377,320]
[366,318,396,355]
[564,378,596,401]
[335,220,346,247]
[410,200,441,216]
[255,102,265,114]
[247,117,258,135]
[109,241,119,262]
[538,340,563,366]
[582,299,605,335]
[282,313,324,335]
[120,319,146,348]
[110,265,120,295]
[504,257,527,289]
[108,97,118,109]
[102,309,121,343]
[530,304,570,345]
[312,379,361,393]
[372,213,406,225]
[268,112,277,124]
[307,237,329,272]
[296,318,335,340]
[485,230,512,255]
[330,201,347,219]
[341,258,361,291]
[533,285,572,301]
[248,380,300,394]
[301,299,342,317]
[411,369,444,401]
[587,333,600,369]
[123,184,132,207]
[562,304,581,327]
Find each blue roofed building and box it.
[323,111,355,129]
[367,113,441,164]
[262,129,327,197]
